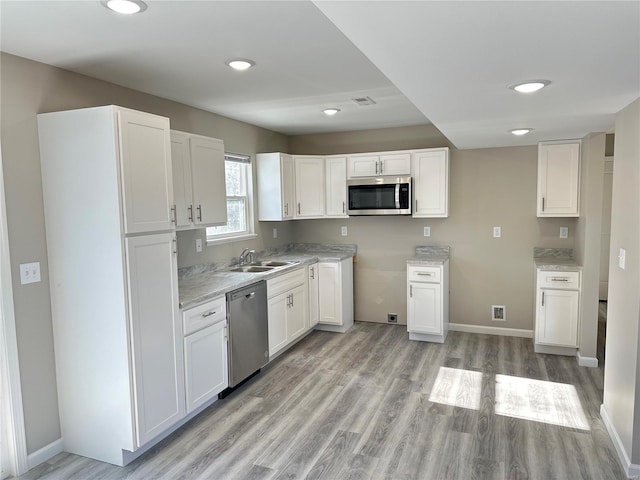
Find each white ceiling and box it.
[1,1,639,149]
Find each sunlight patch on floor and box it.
[428,367,590,430]
[494,373,590,430]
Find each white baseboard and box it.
[448,323,533,338]
[577,352,599,368]
[600,404,640,478]
[27,438,63,469]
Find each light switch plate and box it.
[560,227,569,239]
[423,226,431,237]
[619,248,626,269]
[20,262,41,285]
[195,239,203,253]
[341,226,348,236]
[493,226,501,238]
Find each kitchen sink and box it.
[228,266,274,273]
[227,260,298,274]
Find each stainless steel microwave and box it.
[347,176,412,215]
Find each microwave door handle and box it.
[395,183,400,209]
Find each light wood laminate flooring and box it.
[20,322,625,480]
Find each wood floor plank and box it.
[18,322,628,480]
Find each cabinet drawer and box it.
[408,266,441,283]
[267,267,306,298]
[183,296,226,336]
[537,270,580,290]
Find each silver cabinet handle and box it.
[542,197,545,212]
[410,285,413,297]
[197,204,202,222]
[415,199,418,211]
[298,203,301,215]
[188,205,194,222]
[343,201,346,214]
[171,205,177,224]
[542,291,545,307]
[417,272,434,276]
[379,160,383,174]
[284,203,288,216]
[201,310,217,318]
[375,161,379,175]
[172,237,177,255]
[310,267,315,279]
[551,277,569,282]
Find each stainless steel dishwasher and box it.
[226,280,269,388]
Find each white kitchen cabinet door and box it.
[170,132,193,228]
[325,156,348,217]
[125,233,185,448]
[257,153,295,221]
[287,284,308,341]
[408,282,442,335]
[118,108,174,234]
[319,262,342,325]
[184,320,228,413]
[268,293,289,356]
[536,289,579,347]
[379,152,411,176]
[190,136,227,226]
[537,141,581,217]
[308,263,319,328]
[348,154,379,178]
[412,148,449,218]
[294,156,325,218]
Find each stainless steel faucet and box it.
[247,250,256,264]
[238,248,250,266]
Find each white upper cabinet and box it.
[348,151,411,178]
[412,148,449,218]
[294,155,325,218]
[537,141,581,217]
[170,131,226,229]
[325,156,348,217]
[118,108,174,234]
[257,152,295,221]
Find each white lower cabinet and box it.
[182,297,228,414]
[316,257,354,333]
[308,263,320,328]
[267,268,308,357]
[407,262,449,343]
[535,269,581,353]
[126,234,185,448]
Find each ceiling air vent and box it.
[352,96,377,106]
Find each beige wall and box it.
[0,53,290,453]
[603,97,640,463]
[291,132,577,329]
[575,133,605,360]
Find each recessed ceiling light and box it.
[323,108,341,116]
[511,128,533,136]
[510,80,550,94]
[102,0,147,14]
[226,59,255,71]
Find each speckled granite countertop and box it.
[179,243,357,309]
[534,247,582,271]
[407,246,450,266]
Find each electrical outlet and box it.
[273,228,278,239]
[493,226,501,238]
[341,226,348,236]
[20,262,41,285]
[387,313,398,324]
[423,226,431,237]
[195,238,203,253]
[560,227,569,239]
[492,305,506,321]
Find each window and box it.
[206,153,255,243]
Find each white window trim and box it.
[206,154,255,245]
